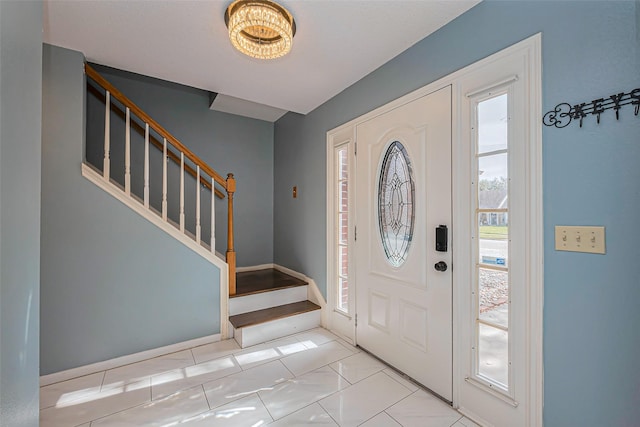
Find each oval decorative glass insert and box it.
[378,141,415,267]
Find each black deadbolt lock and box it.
[434,261,448,272]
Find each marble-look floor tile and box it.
[453,416,482,427]
[40,372,105,410]
[382,368,420,392]
[175,394,273,426]
[102,349,194,387]
[386,390,461,427]
[280,340,354,376]
[259,366,348,420]
[91,385,209,426]
[267,402,338,426]
[233,337,308,370]
[359,412,402,427]
[293,328,340,347]
[39,378,151,427]
[329,352,386,384]
[203,360,293,409]
[151,355,241,400]
[191,339,240,364]
[319,372,412,427]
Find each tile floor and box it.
[40,328,479,427]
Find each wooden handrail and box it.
[86,83,225,199]
[85,64,227,188]
[86,63,237,298]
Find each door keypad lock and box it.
[436,225,448,252]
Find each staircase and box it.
[229,268,321,347]
[84,64,322,346]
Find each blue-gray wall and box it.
[274,1,640,426]
[41,44,222,375]
[0,1,42,425]
[86,65,274,267]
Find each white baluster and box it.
[162,138,167,221]
[124,107,131,195]
[143,123,149,208]
[103,90,110,180]
[180,152,185,233]
[196,166,201,244]
[210,176,216,253]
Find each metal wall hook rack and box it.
[543,87,640,128]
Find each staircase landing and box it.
[234,268,307,297]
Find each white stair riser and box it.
[229,286,308,315]
[234,310,321,348]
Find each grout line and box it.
[317,395,341,425]
[201,384,212,410]
[357,411,388,426]
[255,392,275,422]
[99,370,107,392]
[278,358,296,379]
[327,363,353,386]
[385,410,404,426]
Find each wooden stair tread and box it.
[229,300,320,329]
[234,268,308,297]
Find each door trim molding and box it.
[326,33,543,426]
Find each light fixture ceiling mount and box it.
[224,0,296,60]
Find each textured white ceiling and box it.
[43,0,479,115]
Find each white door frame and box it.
[326,34,542,426]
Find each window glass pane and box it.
[338,148,348,180]
[378,141,415,267]
[478,94,508,154]
[479,268,508,328]
[478,323,508,388]
[478,153,508,209]
[338,277,348,312]
[338,213,348,245]
[339,181,348,212]
[478,214,508,268]
[336,145,349,313]
[338,245,348,277]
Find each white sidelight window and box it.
[336,144,350,313]
[473,92,511,391]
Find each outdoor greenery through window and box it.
[475,93,510,390]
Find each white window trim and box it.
[326,127,357,343]
[326,34,542,426]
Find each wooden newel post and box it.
[226,173,237,296]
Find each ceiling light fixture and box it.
[224,0,296,60]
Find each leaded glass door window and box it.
[378,141,415,267]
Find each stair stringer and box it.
[82,163,230,339]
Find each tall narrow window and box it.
[336,145,349,313]
[474,93,510,391]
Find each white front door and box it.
[355,86,452,401]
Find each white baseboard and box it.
[40,334,221,387]
[236,263,275,272]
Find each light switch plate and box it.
[555,226,605,254]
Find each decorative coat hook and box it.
[543,88,640,128]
